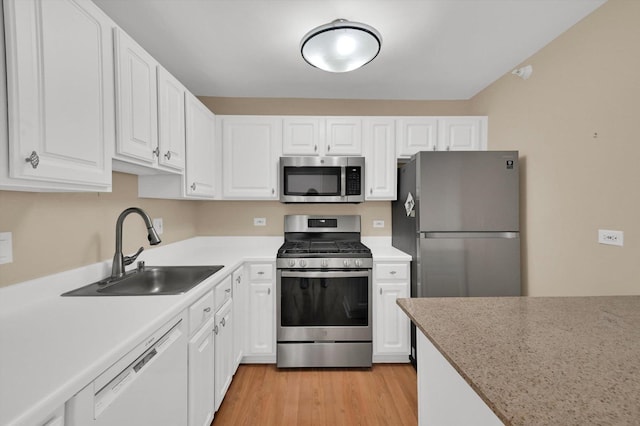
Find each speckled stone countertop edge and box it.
[396,298,511,424]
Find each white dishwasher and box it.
[66,314,188,426]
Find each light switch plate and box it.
[0,232,13,264]
[373,220,385,228]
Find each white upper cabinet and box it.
[113,28,159,166]
[396,117,439,157]
[282,117,362,156]
[363,118,396,200]
[1,0,114,191]
[156,67,186,171]
[439,116,488,151]
[185,93,217,198]
[220,116,281,200]
[397,116,487,158]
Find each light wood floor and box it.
[212,364,418,426]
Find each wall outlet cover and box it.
[254,217,267,226]
[598,229,623,246]
[373,220,385,228]
[0,232,13,265]
[152,218,164,235]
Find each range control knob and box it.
[288,259,296,267]
[321,259,328,268]
[343,259,352,267]
[299,259,307,267]
[354,259,362,267]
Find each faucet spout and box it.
[111,207,162,279]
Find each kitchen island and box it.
[397,296,640,426]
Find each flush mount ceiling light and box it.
[300,19,382,73]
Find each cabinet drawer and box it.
[215,275,232,311]
[249,263,273,281]
[376,263,408,280]
[189,290,214,335]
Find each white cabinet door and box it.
[2,0,114,190]
[325,117,362,155]
[438,116,487,151]
[282,117,322,155]
[188,318,216,426]
[157,67,186,171]
[363,118,396,200]
[220,116,281,199]
[396,117,439,158]
[113,28,158,166]
[231,266,245,373]
[185,93,216,198]
[214,299,233,411]
[373,262,410,362]
[246,281,275,357]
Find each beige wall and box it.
[470,0,640,296]
[0,173,199,287]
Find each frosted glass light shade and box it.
[300,19,382,73]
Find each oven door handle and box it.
[280,270,369,279]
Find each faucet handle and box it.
[123,246,144,266]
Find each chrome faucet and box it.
[111,207,161,280]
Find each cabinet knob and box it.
[204,307,211,313]
[327,145,331,152]
[380,288,382,295]
[236,276,241,283]
[214,325,219,335]
[370,188,373,195]
[390,270,397,275]
[267,288,271,295]
[225,288,231,293]
[25,151,39,169]
[191,182,197,191]
[432,146,437,151]
[258,271,264,275]
[164,151,172,160]
[153,147,160,157]
[446,146,450,151]
[272,188,275,195]
[221,318,226,327]
[314,144,318,152]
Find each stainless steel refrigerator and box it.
[392,151,521,365]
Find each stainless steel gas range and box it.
[276,215,373,368]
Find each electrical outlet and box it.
[373,220,385,228]
[598,229,623,246]
[152,218,164,235]
[254,217,267,226]
[0,232,13,265]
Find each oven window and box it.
[284,167,341,196]
[280,275,369,326]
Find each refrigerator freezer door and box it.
[418,234,521,297]
[417,151,519,232]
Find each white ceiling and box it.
[93,0,607,100]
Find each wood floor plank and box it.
[212,364,418,426]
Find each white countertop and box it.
[0,236,409,425]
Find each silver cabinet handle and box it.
[272,188,275,195]
[164,151,172,160]
[214,325,219,335]
[221,318,226,327]
[446,146,450,151]
[225,288,231,293]
[257,271,265,275]
[236,276,241,283]
[191,182,197,190]
[370,188,373,195]
[380,288,382,295]
[390,270,397,275]
[204,307,211,313]
[25,151,39,169]
[432,145,437,151]
[153,147,160,157]
[327,145,331,152]
[314,144,317,152]
[267,288,271,295]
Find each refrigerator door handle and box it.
[420,232,519,239]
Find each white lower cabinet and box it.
[188,317,216,426]
[187,290,216,426]
[244,263,276,362]
[373,262,411,362]
[231,266,246,373]
[214,299,233,411]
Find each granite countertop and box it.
[397,296,640,426]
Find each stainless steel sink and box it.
[62,265,224,296]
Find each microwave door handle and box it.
[340,167,346,197]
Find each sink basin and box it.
[62,265,224,296]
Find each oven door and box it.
[277,269,372,342]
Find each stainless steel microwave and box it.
[280,156,365,203]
